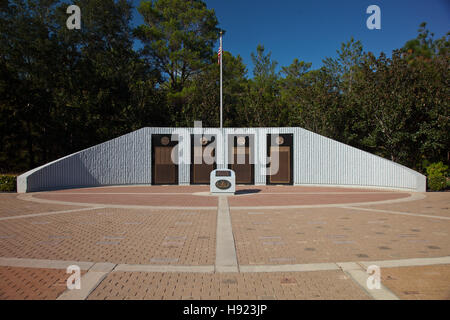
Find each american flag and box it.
[218,45,222,65]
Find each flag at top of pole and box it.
[219,31,223,129]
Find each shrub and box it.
[426,162,448,178]
[427,176,447,192]
[0,175,17,192]
[425,162,448,192]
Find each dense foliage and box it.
[426,162,449,191]
[0,174,17,192]
[1,1,449,178]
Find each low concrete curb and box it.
[0,257,93,270]
[343,206,450,220]
[114,264,215,273]
[239,263,339,273]
[18,193,216,210]
[0,207,103,221]
[360,256,450,269]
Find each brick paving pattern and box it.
[228,192,410,207]
[235,186,393,193]
[0,207,216,265]
[361,192,450,217]
[34,193,218,207]
[0,194,79,218]
[0,266,83,300]
[87,270,370,300]
[51,185,211,193]
[49,185,391,194]
[381,264,450,299]
[0,186,449,300]
[32,185,409,208]
[231,207,450,265]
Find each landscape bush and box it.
[0,175,17,192]
[427,176,447,192]
[426,162,448,191]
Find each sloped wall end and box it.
[294,128,427,192]
[415,173,427,192]
[17,128,151,193]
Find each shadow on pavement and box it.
[235,189,261,195]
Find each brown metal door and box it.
[152,135,178,185]
[267,134,293,185]
[191,135,216,184]
[228,135,254,184]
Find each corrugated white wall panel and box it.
[17,127,426,192]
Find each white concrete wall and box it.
[17,127,426,192]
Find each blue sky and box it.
[131,0,450,76]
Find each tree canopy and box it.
[1,1,448,175]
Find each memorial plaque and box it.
[215,179,231,190]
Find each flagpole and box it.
[219,31,223,129]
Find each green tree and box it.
[52,0,160,146]
[0,0,163,172]
[135,0,219,92]
[180,51,247,127]
[403,22,450,61]
[350,49,448,168]
[322,37,364,93]
[134,0,220,125]
[279,58,311,126]
[241,45,281,126]
[288,68,343,138]
[0,0,60,170]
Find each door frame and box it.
[266,133,293,185]
[151,134,179,185]
[190,134,217,185]
[228,134,255,185]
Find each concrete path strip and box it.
[37,192,203,195]
[240,263,339,273]
[215,196,239,272]
[0,257,94,270]
[114,264,215,273]
[0,207,103,221]
[359,256,450,269]
[230,192,423,210]
[57,262,116,300]
[19,190,424,210]
[336,262,399,300]
[18,194,216,210]
[343,206,450,220]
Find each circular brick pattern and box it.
[29,185,412,208]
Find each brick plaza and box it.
[0,186,449,300]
